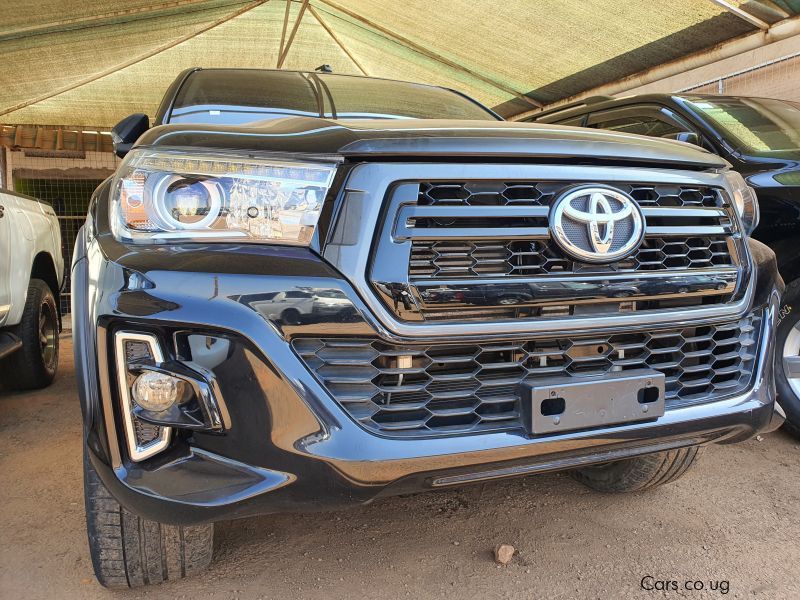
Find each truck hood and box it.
[136,117,728,170]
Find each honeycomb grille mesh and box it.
[417,181,722,208]
[294,313,761,437]
[410,236,733,278]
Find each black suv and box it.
[73,70,781,587]
[525,94,800,434]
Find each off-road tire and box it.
[83,450,214,588]
[0,278,58,390]
[571,447,702,493]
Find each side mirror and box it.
[111,113,149,158]
[662,131,700,146]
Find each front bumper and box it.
[73,226,781,525]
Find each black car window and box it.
[683,96,800,154]
[591,115,683,137]
[168,70,498,125]
[585,104,697,140]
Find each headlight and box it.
[110,148,338,245]
[724,170,759,236]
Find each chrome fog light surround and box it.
[128,361,228,432]
[114,331,171,461]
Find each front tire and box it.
[571,447,702,493]
[775,279,800,437]
[0,278,58,390]
[83,450,214,588]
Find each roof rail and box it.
[526,95,614,120]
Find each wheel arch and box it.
[30,251,61,313]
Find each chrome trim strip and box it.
[411,267,739,288]
[646,225,731,236]
[395,206,729,241]
[396,225,550,240]
[113,331,171,461]
[640,207,728,218]
[397,204,550,221]
[324,162,753,338]
[413,268,738,308]
[401,203,729,222]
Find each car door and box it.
[0,192,11,323]
[0,192,37,325]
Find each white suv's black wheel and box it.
[571,447,702,493]
[0,278,58,390]
[83,450,214,588]
[776,280,800,438]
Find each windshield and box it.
[683,96,800,154]
[168,70,498,125]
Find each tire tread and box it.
[0,278,58,390]
[83,451,213,588]
[571,447,701,493]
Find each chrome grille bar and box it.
[639,207,728,218]
[646,225,731,236]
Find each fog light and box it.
[132,371,185,412]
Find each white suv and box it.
[0,189,63,389]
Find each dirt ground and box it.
[1,336,799,599]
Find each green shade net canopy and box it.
[0,0,797,127]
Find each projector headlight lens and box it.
[111,148,337,244]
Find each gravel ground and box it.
[1,336,798,599]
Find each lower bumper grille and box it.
[294,312,762,437]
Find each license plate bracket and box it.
[521,369,665,435]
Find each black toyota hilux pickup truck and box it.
[525,93,800,435]
[72,69,782,587]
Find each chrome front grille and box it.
[369,178,746,323]
[294,313,762,437]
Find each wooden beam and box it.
[307,4,368,75]
[0,1,270,118]
[315,0,541,107]
[278,0,292,66]
[708,0,771,30]
[277,0,309,68]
